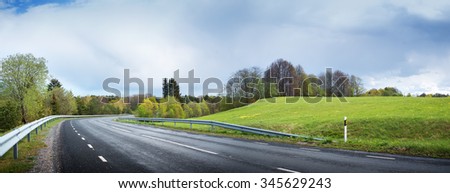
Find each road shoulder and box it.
[29,121,63,173]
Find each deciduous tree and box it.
[263,59,299,97]
[1,53,48,123]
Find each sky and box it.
[1,0,449,96]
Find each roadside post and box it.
[344,116,347,142]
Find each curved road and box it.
[58,117,450,173]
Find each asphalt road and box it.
[58,117,450,173]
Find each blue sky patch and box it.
[1,0,73,13]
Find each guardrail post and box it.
[190,123,192,129]
[13,143,18,159]
[27,133,31,142]
[174,122,176,126]
[36,127,38,135]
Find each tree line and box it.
[135,58,367,118]
[0,53,129,132]
[135,78,212,118]
[135,96,210,118]
[134,58,429,119]
[364,87,403,96]
[226,59,365,101]
[417,93,449,97]
[3,53,444,130]
[219,58,366,109]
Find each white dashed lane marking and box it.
[98,156,108,162]
[277,167,301,173]
[70,121,110,165]
[366,155,395,160]
[141,134,218,155]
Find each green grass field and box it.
[193,97,450,158]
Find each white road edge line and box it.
[141,134,218,155]
[277,167,301,173]
[366,155,395,160]
[87,144,94,149]
[98,156,108,162]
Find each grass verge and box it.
[0,118,66,173]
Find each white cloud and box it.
[390,0,450,20]
[0,0,449,96]
[0,0,207,95]
[365,52,450,94]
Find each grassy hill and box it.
[196,97,450,158]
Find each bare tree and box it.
[263,59,299,97]
[295,64,308,96]
[227,66,262,104]
[332,70,349,97]
[349,75,365,96]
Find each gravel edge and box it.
[29,121,63,173]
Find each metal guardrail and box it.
[0,115,108,159]
[119,117,323,140]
